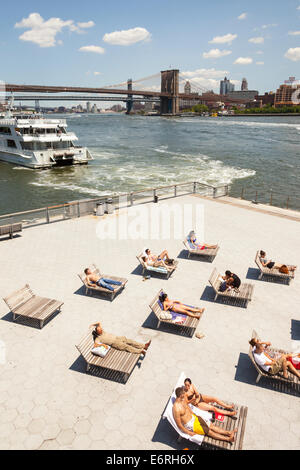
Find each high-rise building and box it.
[241,78,248,91]
[220,77,235,95]
[184,81,192,94]
[275,83,300,107]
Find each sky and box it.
[0,0,300,99]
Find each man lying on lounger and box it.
[183,378,237,417]
[250,338,300,381]
[84,268,124,292]
[142,249,174,272]
[159,293,204,320]
[173,387,237,444]
[90,322,151,356]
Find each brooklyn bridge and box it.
[4,69,248,114]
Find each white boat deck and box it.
[0,194,299,450]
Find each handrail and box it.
[0,181,222,221]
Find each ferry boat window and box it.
[0,127,11,135]
[7,139,17,148]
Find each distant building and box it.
[227,90,258,101]
[255,92,275,107]
[91,104,98,113]
[184,81,192,94]
[86,102,92,113]
[220,77,235,95]
[241,78,248,91]
[275,83,300,107]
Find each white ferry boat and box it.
[0,111,93,169]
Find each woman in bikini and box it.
[187,231,217,251]
[159,293,204,319]
[183,378,237,417]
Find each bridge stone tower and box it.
[126,79,133,114]
[160,69,179,115]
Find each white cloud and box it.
[181,68,234,92]
[256,61,264,65]
[284,47,300,61]
[209,33,237,45]
[15,13,74,47]
[249,37,264,44]
[77,21,95,29]
[234,57,253,65]
[202,48,232,59]
[15,13,95,47]
[94,72,102,76]
[103,27,151,46]
[262,23,278,29]
[79,45,105,54]
[288,31,300,36]
[238,13,247,20]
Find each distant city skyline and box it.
[0,0,300,99]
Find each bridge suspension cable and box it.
[103,72,161,89]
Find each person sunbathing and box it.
[90,321,151,356]
[259,250,296,273]
[187,230,217,251]
[84,268,123,292]
[159,293,204,319]
[142,249,174,271]
[183,378,237,417]
[220,270,241,292]
[173,387,237,444]
[249,338,300,381]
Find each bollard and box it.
[96,202,104,216]
[106,198,114,214]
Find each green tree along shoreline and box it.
[233,104,300,114]
[182,104,209,113]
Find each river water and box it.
[0,114,299,214]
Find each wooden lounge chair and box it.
[255,251,296,284]
[183,238,219,262]
[248,329,299,387]
[149,289,203,337]
[3,284,63,329]
[209,268,254,307]
[76,331,141,383]
[78,264,128,301]
[0,223,22,240]
[162,372,248,450]
[137,253,178,279]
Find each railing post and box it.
[241,187,244,199]
[130,193,133,206]
[46,207,50,224]
[213,187,217,198]
[153,189,158,203]
[77,201,80,217]
[224,185,229,196]
[286,197,289,209]
[174,185,177,197]
[193,182,196,194]
[270,190,273,206]
[255,191,258,203]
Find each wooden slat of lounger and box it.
[3,285,34,311]
[14,297,62,321]
[209,269,253,303]
[202,402,247,450]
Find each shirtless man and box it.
[91,322,151,356]
[183,378,237,417]
[173,387,237,444]
[159,293,204,320]
[84,268,123,292]
[142,249,174,272]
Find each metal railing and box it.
[233,187,300,211]
[0,181,229,229]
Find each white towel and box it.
[162,372,213,446]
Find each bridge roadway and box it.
[6,95,160,102]
[5,84,247,104]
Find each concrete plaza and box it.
[0,194,299,450]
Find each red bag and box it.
[287,356,300,370]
